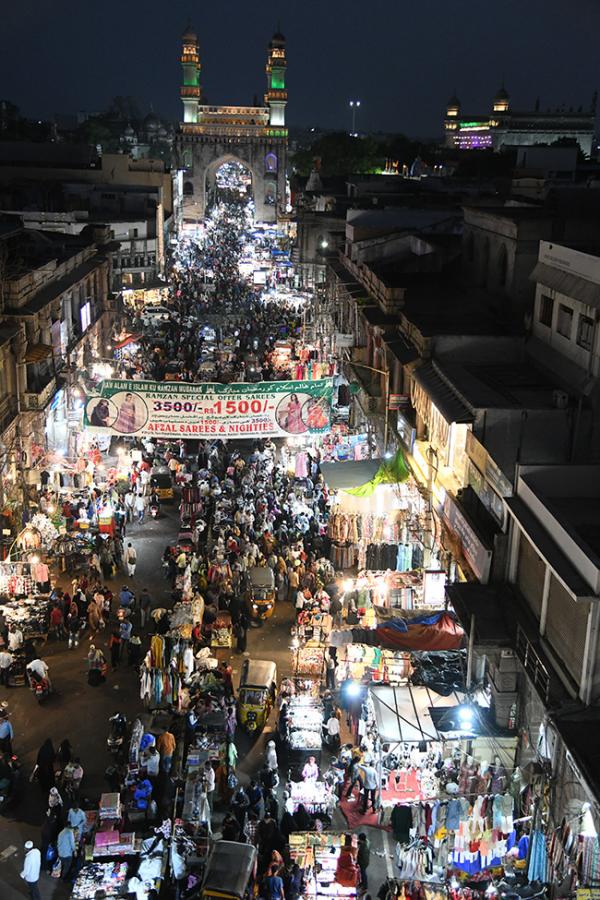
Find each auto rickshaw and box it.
[247,566,276,625]
[201,841,257,900]
[150,467,174,501]
[238,659,277,732]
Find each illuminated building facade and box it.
[175,26,288,225]
[444,87,596,155]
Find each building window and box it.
[576,314,594,351]
[556,304,573,339]
[539,294,554,327]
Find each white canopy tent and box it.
[369,684,466,745]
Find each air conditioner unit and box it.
[553,389,569,409]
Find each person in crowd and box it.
[108,628,121,671]
[302,756,319,782]
[0,648,13,688]
[35,739,56,792]
[125,543,137,577]
[357,833,371,888]
[156,728,176,773]
[20,841,42,900]
[57,824,76,881]
[335,835,359,888]
[359,761,379,814]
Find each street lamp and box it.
[349,100,361,137]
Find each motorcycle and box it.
[149,503,160,519]
[107,712,127,757]
[30,674,50,704]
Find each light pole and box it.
[349,100,361,137]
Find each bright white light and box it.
[384,451,393,459]
[458,704,474,727]
[342,579,354,593]
[30,554,40,565]
[346,681,362,697]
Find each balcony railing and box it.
[21,377,57,411]
[0,396,18,436]
[515,624,551,704]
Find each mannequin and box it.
[490,755,508,793]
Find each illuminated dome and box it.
[182,23,197,42]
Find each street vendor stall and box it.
[284,692,324,775]
[288,832,359,900]
[72,861,129,899]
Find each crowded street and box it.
[0,190,402,899]
[0,184,544,900]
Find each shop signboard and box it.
[442,493,492,583]
[334,333,354,348]
[84,377,334,439]
[396,411,416,454]
[423,570,447,606]
[388,393,410,411]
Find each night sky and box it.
[2,0,599,137]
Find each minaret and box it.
[265,30,287,129]
[180,24,201,123]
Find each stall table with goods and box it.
[71,861,128,899]
[289,832,359,900]
[289,779,335,817]
[284,693,324,775]
[210,611,233,649]
[294,643,326,680]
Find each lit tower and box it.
[493,84,510,114]
[180,24,201,124]
[265,31,287,129]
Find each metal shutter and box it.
[544,574,589,685]
[516,533,545,619]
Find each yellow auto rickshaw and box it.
[247,566,276,625]
[238,659,277,733]
[150,467,174,501]
[201,841,257,900]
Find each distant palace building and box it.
[444,86,596,155]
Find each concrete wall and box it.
[475,408,575,482]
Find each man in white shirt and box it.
[20,841,41,900]
[203,760,216,809]
[7,625,23,653]
[0,650,13,687]
[326,714,341,750]
[26,658,50,689]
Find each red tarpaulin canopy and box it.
[376,613,464,651]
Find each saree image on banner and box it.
[84,378,334,439]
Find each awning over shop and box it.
[321,459,382,491]
[343,611,465,652]
[24,343,53,363]
[370,684,465,743]
[321,451,410,497]
[412,362,473,425]
[530,261,600,311]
